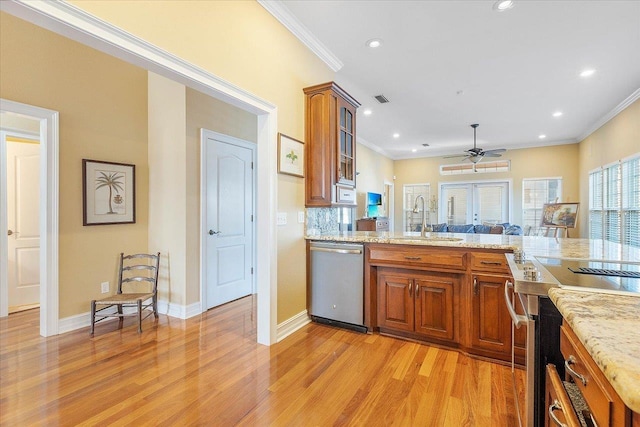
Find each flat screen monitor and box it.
[367,192,382,206]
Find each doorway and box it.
[0,99,59,336]
[4,131,40,313]
[383,180,394,232]
[0,2,277,344]
[201,130,256,310]
[440,180,511,225]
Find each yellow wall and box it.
[66,0,334,323]
[148,73,187,306]
[355,143,395,219]
[0,12,149,318]
[578,99,640,236]
[393,144,580,234]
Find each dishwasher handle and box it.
[310,246,363,255]
[504,280,528,329]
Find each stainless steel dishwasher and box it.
[309,241,366,332]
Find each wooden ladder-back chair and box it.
[90,252,161,335]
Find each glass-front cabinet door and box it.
[337,98,356,187]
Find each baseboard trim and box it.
[58,300,200,334]
[277,310,311,342]
[157,301,201,319]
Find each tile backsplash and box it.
[306,207,355,235]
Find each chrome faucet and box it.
[413,195,427,237]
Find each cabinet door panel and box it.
[377,271,413,332]
[305,91,332,206]
[415,276,456,342]
[471,274,511,354]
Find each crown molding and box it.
[357,136,396,160]
[577,87,640,142]
[257,0,343,72]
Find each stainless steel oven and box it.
[506,254,561,427]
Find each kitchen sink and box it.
[392,236,464,242]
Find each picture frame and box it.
[83,159,136,226]
[278,133,304,178]
[540,202,579,229]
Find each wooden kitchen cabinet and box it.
[470,273,512,357]
[303,82,360,207]
[560,323,633,427]
[468,250,524,364]
[545,364,582,427]
[378,268,458,343]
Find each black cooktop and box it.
[536,257,640,295]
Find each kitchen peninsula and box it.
[307,230,640,424]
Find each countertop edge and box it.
[548,288,640,413]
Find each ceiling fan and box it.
[444,124,506,164]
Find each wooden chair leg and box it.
[90,300,96,335]
[153,295,158,319]
[117,304,124,329]
[137,299,143,333]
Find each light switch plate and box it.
[101,281,109,293]
[297,211,305,223]
[277,212,287,226]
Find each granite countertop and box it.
[548,288,640,413]
[306,231,640,262]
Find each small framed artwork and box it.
[83,159,136,225]
[540,202,579,228]
[278,133,304,178]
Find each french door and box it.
[440,181,510,225]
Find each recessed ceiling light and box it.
[393,133,400,139]
[411,149,417,153]
[366,38,383,48]
[363,109,372,116]
[493,0,514,12]
[552,111,563,118]
[580,69,596,78]
[539,134,547,139]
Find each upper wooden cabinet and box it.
[304,82,360,207]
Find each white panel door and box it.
[441,181,509,225]
[473,182,509,224]
[205,134,254,309]
[6,141,40,312]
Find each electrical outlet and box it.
[277,212,287,226]
[101,281,109,294]
[297,211,305,223]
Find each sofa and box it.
[424,223,523,235]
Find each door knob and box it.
[208,230,221,235]
[7,230,13,236]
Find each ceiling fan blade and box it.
[443,154,469,159]
[483,148,506,155]
[482,152,503,158]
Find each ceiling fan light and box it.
[470,155,483,164]
[493,0,514,12]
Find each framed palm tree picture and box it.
[83,159,135,225]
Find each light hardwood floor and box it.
[0,296,525,426]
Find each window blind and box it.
[589,155,640,248]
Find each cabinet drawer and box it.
[560,325,615,427]
[546,364,582,427]
[469,252,509,274]
[376,219,389,231]
[368,245,466,270]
